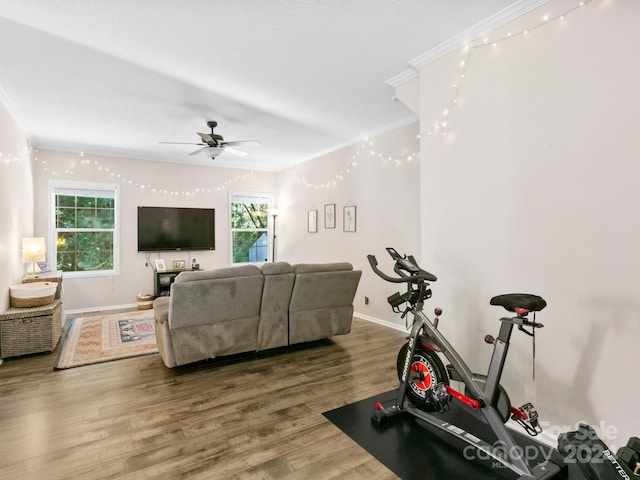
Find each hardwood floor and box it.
[0,317,407,479]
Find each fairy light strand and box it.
[33,151,255,196]
[285,138,419,190]
[0,144,33,165]
[420,0,594,139]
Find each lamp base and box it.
[26,261,41,278]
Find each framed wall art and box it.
[343,205,356,232]
[324,203,336,229]
[308,209,318,233]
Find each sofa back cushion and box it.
[174,265,260,283]
[288,263,362,344]
[289,263,361,312]
[168,265,264,330]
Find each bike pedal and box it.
[511,402,543,436]
[427,382,450,413]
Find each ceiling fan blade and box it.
[223,146,248,157]
[189,146,208,155]
[159,141,206,146]
[222,140,261,147]
[197,132,215,143]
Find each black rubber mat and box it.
[323,390,582,480]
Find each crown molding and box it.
[387,68,419,89]
[387,0,549,88]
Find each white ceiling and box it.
[0,0,546,171]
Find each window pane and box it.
[77,249,113,271]
[56,195,76,208]
[231,202,268,229]
[96,208,115,228]
[57,251,76,271]
[232,231,268,263]
[77,208,96,228]
[76,196,95,208]
[57,232,75,252]
[96,197,114,209]
[56,207,76,228]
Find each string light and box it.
[285,138,419,190]
[419,0,594,140]
[32,152,256,196]
[0,144,33,165]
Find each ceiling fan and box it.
[159,120,260,158]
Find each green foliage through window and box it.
[52,185,118,274]
[230,195,270,263]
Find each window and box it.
[49,181,120,277]
[230,192,271,264]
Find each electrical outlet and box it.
[364,296,369,305]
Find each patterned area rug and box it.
[55,310,158,369]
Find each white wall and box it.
[277,121,421,326]
[0,98,34,312]
[32,150,276,311]
[414,0,639,445]
[31,122,421,322]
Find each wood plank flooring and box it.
[0,317,408,479]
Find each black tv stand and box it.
[154,269,191,297]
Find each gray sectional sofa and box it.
[152,262,362,368]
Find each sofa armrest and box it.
[153,296,170,325]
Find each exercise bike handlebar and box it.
[367,250,437,284]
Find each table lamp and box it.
[22,237,46,278]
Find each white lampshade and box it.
[22,237,46,276]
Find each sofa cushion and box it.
[289,269,362,312]
[288,263,361,344]
[292,262,353,274]
[168,272,264,330]
[174,265,261,283]
[258,262,294,350]
[153,296,170,325]
[260,261,293,275]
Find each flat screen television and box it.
[137,206,215,251]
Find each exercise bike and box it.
[368,247,564,479]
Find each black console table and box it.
[154,270,184,297]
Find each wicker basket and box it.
[0,300,62,358]
[10,293,55,308]
[9,281,58,308]
[137,294,154,310]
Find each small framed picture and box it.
[172,260,186,270]
[343,205,356,232]
[324,203,336,229]
[155,259,166,272]
[308,209,318,233]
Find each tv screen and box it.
[137,206,215,251]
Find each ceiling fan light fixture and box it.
[203,146,224,159]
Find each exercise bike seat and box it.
[490,293,547,313]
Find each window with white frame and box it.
[230,192,271,264]
[49,181,120,277]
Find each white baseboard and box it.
[64,303,139,317]
[354,312,408,333]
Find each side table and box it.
[0,299,63,358]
